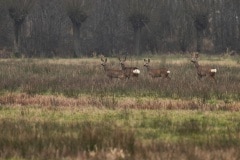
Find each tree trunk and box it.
[14,22,21,57]
[196,30,203,52]
[134,28,141,55]
[73,24,82,57]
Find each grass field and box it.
[0,54,240,159]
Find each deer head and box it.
[100,58,125,79]
[118,56,140,78]
[118,56,127,69]
[101,57,108,68]
[191,52,199,63]
[143,58,151,69]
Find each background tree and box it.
[25,0,69,57]
[89,0,128,56]
[215,0,240,52]
[6,0,35,57]
[1,0,240,57]
[0,0,10,50]
[126,0,158,55]
[184,0,210,53]
[64,0,91,57]
[175,1,194,52]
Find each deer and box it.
[118,56,140,79]
[191,52,217,83]
[143,59,171,80]
[100,58,126,79]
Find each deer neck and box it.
[144,65,151,71]
[121,63,126,70]
[193,61,200,69]
[102,65,109,72]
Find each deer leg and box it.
[164,74,171,80]
[197,74,203,80]
[210,75,217,83]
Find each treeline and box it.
[0,0,239,57]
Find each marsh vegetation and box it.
[0,55,240,159]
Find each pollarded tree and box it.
[184,0,211,52]
[194,13,209,52]
[128,12,149,55]
[64,0,91,57]
[6,0,35,57]
[126,0,158,55]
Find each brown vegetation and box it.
[0,56,239,111]
[0,93,240,111]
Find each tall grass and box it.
[0,57,239,102]
[0,107,240,159]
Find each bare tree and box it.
[125,0,159,55]
[1,0,240,56]
[25,0,69,57]
[6,0,35,57]
[89,0,127,56]
[0,0,11,50]
[184,0,210,52]
[63,0,91,57]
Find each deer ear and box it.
[105,58,107,62]
[101,58,104,62]
[192,52,199,58]
[148,59,150,62]
[124,56,126,61]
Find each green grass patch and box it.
[0,107,240,159]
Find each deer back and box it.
[197,65,217,76]
[119,56,140,77]
[144,59,170,78]
[191,53,217,76]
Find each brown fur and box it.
[119,57,140,79]
[191,53,217,83]
[101,58,125,79]
[143,59,170,79]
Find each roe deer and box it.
[143,59,171,79]
[191,52,217,83]
[101,58,125,79]
[118,56,140,79]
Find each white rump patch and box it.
[211,69,217,73]
[133,69,140,74]
[167,70,170,74]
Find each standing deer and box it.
[191,52,217,83]
[143,59,171,79]
[118,56,140,79]
[101,58,125,79]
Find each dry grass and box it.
[0,93,240,111]
[0,55,239,108]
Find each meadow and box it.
[0,54,240,159]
